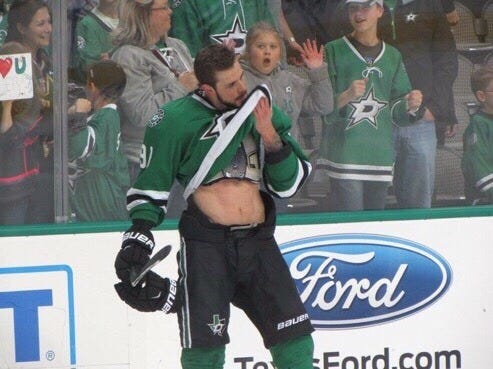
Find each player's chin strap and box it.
[183,84,272,200]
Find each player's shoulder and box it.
[144,95,204,132]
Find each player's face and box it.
[248,31,282,75]
[149,0,172,38]
[348,3,383,34]
[212,61,248,109]
[19,7,51,52]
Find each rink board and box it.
[0,216,491,369]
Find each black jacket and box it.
[0,99,43,202]
[379,0,459,139]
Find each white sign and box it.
[0,53,33,101]
[0,216,492,368]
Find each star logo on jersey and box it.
[210,14,247,54]
[405,12,418,23]
[347,87,387,130]
[208,314,226,336]
[201,110,236,140]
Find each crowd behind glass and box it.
[1,0,492,225]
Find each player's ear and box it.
[200,83,215,96]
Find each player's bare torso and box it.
[193,179,265,226]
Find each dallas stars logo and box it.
[210,14,247,54]
[347,87,387,130]
[405,12,418,23]
[208,314,226,336]
[201,110,236,140]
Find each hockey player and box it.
[317,0,422,211]
[462,66,493,204]
[113,44,315,369]
[67,60,130,221]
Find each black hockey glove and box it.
[114,272,179,313]
[115,222,155,283]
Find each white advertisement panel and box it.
[0,216,491,369]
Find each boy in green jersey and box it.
[68,60,130,221]
[317,0,422,211]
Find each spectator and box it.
[441,0,459,26]
[379,0,459,209]
[267,0,304,65]
[111,0,196,183]
[72,0,119,82]
[282,0,348,59]
[169,0,276,56]
[462,65,493,205]
[317,0,422,211]
[5,0,54,223]
[241,21,333,145]
[0,41,43,225]
[68,60,130,222]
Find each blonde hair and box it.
[112,0,154,48]
[243,21,283,61]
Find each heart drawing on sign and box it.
[0,57,13,78]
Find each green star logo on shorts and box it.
[207,314,226,336]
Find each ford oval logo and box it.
[280,234,452,329]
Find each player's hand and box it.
[406,89,423,113]
[300,39,323,69]
[254,97,283,152]
[114,225,154,283]
[114,272,179,313]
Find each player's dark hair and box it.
[5,0,51,43]
[194,44,236,87]
[87,60,127,101]
[471,65,493,95]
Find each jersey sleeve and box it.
[126,107,184,225]
[262,106,312,198]
[169,1,204,57]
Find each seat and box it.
[452,1,486,46]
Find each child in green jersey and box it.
[68,59,130,221]
[317,0,422,211]
[462,65,493,204]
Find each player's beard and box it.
[215,88,247,110]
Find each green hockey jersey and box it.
[73,8,118,82]
[462,111,493,203]
[127,87,311,225]
[68,104,130,221]
[318,36,412,182]
[169,0,275,56]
